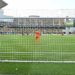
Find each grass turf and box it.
[0,34,75,74]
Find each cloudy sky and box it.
[2,0,75,17]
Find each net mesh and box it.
[0,18,75,63]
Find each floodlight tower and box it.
[0,0,7,9]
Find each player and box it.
[35,31,41,42]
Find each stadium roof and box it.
[0,0,7,9]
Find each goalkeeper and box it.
[35,31,41,42]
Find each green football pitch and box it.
[0,34,75,75]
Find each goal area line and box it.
[0,60,75,63]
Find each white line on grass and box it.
[9,42,75,45]
[0,60,75,63]
[0,52,75,54]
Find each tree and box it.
[64,17,73,35]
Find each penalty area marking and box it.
[0,60,75,63]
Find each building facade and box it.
[0,16,74,34]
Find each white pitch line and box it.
[0,60,75,63]
[0,52,75,54]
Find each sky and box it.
[2,0,75,17]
